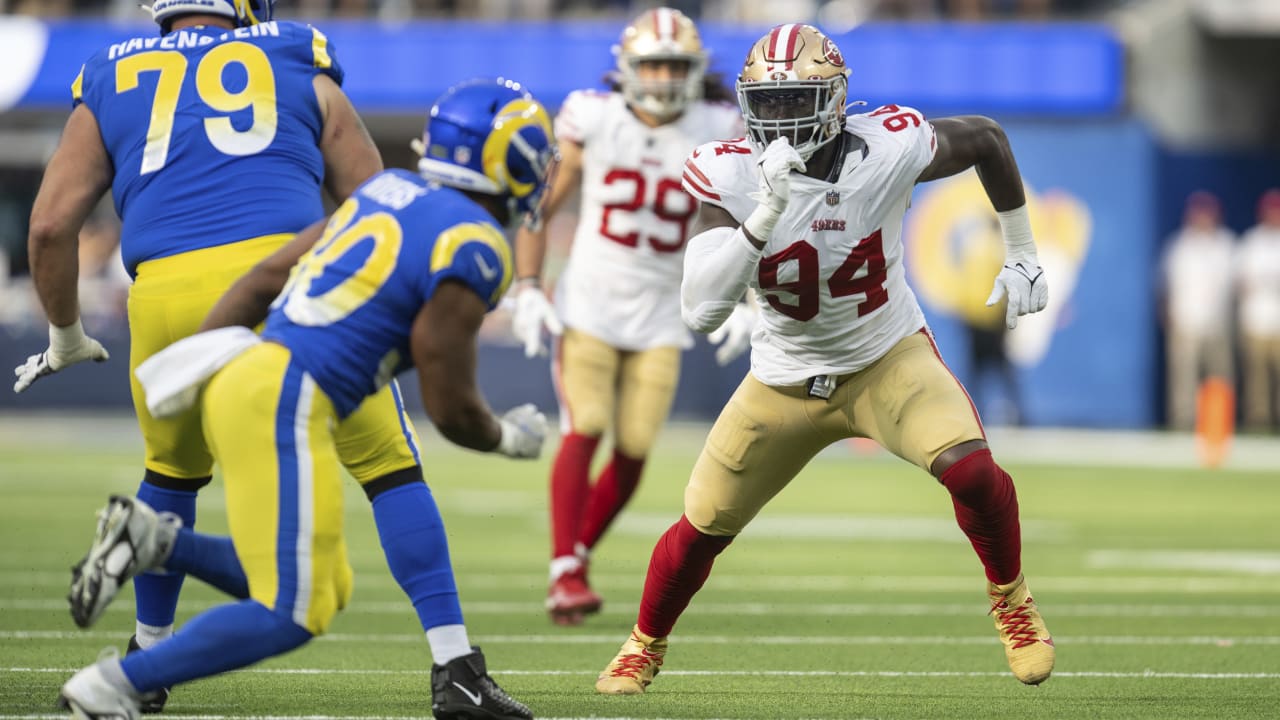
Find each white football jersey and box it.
[553,90,743,350]
[682,105,937,386]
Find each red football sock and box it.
[549,433,600,559]
[637,515,733,638]
[577,450,646,552]
[939,448,1022,585]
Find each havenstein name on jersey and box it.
[107,21,283,60]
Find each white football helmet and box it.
[736,24,850,160]
[148,0,274,31]
[614,7,708,121]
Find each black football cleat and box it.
[431,646,533,720]
[126,635,170,714]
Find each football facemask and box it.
[614,7,708,121]
[736,24,850,160]
[415,78,558,223]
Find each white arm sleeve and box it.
[681,225,763,334]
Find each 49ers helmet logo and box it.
[823,36,845,67]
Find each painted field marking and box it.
[4,598,1280,617]
[3,630,1277,646]
[6,571,1280,594]
[3,668,1278,680]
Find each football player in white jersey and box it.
[510,7,747,626]
[596,24,1055,693]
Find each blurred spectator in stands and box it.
[1235,189,1280,432]
[1159,191,1237,430]
[944,0,1052,19]
[5,0,73,14]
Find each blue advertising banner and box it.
[0,18,1123,116]
[904,119,1157,428]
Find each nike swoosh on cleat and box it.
[452,681,483,706]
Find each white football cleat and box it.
[58,649,142,720]
[68,495,180,629]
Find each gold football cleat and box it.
[988,573,1056,685]
[595,625,668,694]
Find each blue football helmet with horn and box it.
[413,78,558,228]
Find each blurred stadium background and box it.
[1,0,1278,429]
[1,2,1279,718]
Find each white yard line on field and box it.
[3,630,1277,646]
[4,597,1280,616]
[6,414,1280,470]
[1087,550,1280,575]
[2,668,1278,680]
[7,569,1280,592]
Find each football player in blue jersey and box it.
[57,77,555,720]
[14,1,536,716]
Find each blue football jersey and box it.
[262,169,513,418]
[72,21,343,276]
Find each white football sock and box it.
[426,624,471,666]
[134,622,173,649]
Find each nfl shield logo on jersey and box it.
[826,189,840,206]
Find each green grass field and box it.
[2,415,1278,719]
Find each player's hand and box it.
[708,303,755,366]
[750,136,806,213]
[511,283,563,358]
[495,403,547,459]
[986,260,1049,330]
[13,321,110,393]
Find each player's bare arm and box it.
[514,139,582,281]
[29,104,113,328]
[688,201,737,238]
[199,219,326,332]
[13,104,114,392]
[920,116,1048,330]
[918,116,1025,211]
[315,74,382,203]
[508,140,580,357]
[413,281,505,452]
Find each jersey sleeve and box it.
[424,221,514,310]
[70,48,111,111]
[280,21,344,86]
[681,139,758,222]
[886,105,937,185]
[70,64,87,109]
[554,90,607,145]
[307,25,344,86]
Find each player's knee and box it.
[938,448,1010,505]
[567,402,610,437]
[615,425,657,458]
[360,466,424,502]
[142,469,212,492]
[684,485,751,537]
[284,576,348,636]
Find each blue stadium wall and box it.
[2,18,1259,429]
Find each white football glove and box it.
[749,136,807,214]
[494,403,548,459]
[13,319,110,393]
[707,302,755,366]
[511,283,563,358]
[986,259,1049,330]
